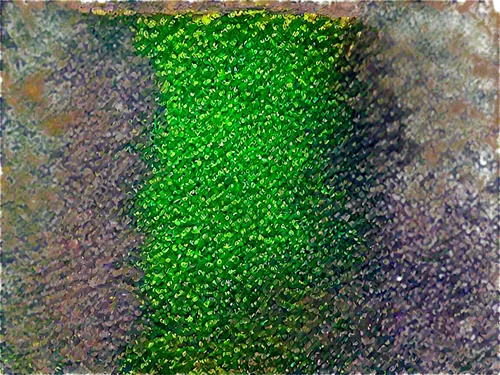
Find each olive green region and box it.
[123,11,365,374]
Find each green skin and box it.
[124,11,364,374]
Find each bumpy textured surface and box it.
[1,1,498,374]
[345,3,499,373]
[1,4,156,372]
[122,12,369,374]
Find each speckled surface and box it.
[1,1,498,373]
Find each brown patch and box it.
[73,0,358,18]
[447,33,464,56]
[476,17,496,42]
[423,145,439,166]
[15,0,45,11]
[472,54,497,80]
[22,70,47,103]
[42,111,81,136]
[456,0,476,14]
[425,1,448,12]
[448,99,467,117]
[485,132,499,151]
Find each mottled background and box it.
[1,1,498,374]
